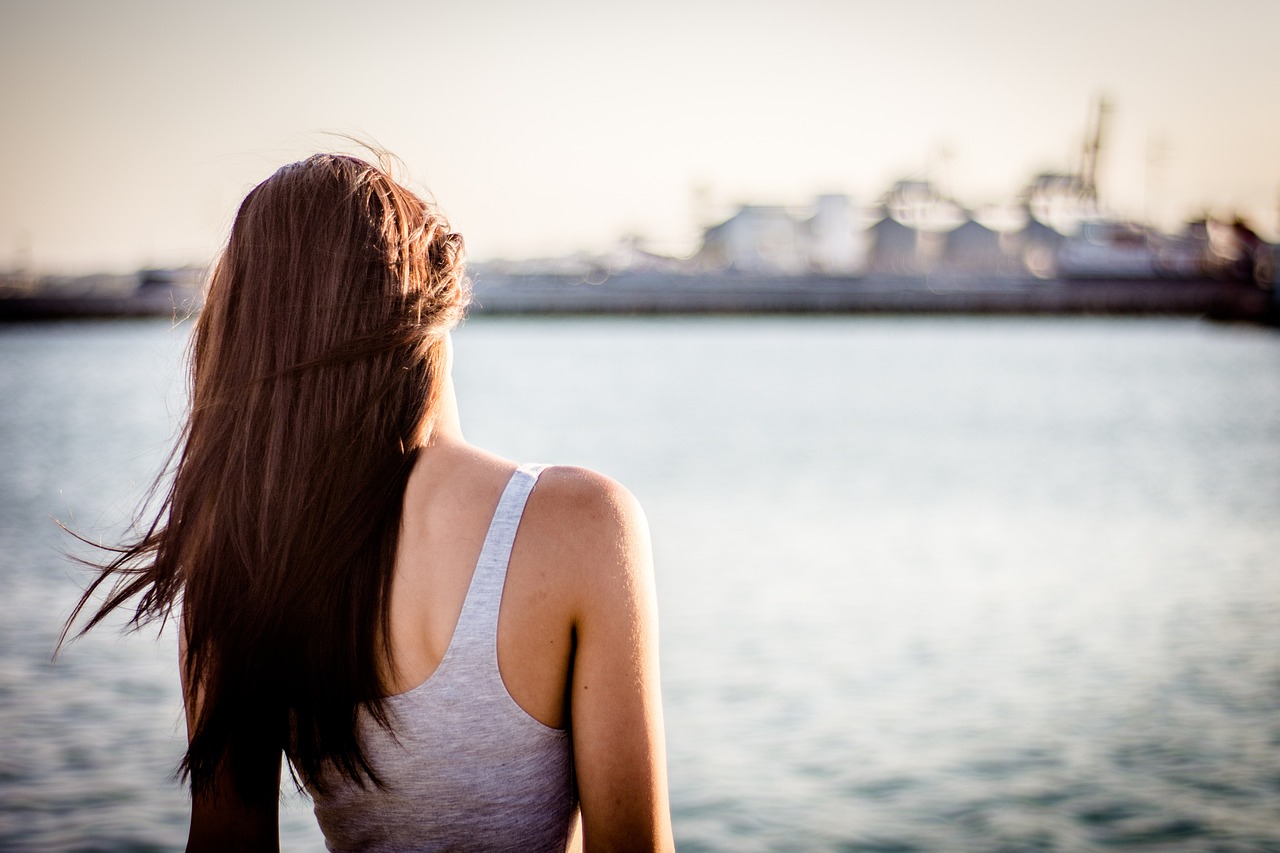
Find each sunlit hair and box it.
[62,153,470,798]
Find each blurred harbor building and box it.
[695,194,865,275]
[687,175,1272,284]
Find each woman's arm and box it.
[179,629,282,852]
[559,471,675,852]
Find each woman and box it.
[65,153,674,851]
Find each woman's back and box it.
[379,437,578,732]
[312,461,578,851]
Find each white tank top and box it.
[310,464,578,851]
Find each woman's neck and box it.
[424,367,465,449]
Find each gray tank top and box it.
[310,464,578,851]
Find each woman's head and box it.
[195,153,469,450]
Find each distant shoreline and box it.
[2,270,1275,324]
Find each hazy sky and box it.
[2,0,1277,273]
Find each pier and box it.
[471,271,1276,323]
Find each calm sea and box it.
[1,316,1278,852]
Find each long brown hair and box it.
[62,153,469,797]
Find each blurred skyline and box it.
[1,0,1278,274]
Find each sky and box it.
[1,0,1277,274]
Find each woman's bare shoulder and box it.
[520,466,652,602]
[532,465,643,517]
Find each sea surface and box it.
[1,315,1278,852]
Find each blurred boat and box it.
[1055,220,1157,279]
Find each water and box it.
[2,316,1278,851]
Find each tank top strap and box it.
[447,463,548,664]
